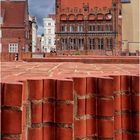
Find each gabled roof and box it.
[1,0,28,27]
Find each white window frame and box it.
[70,25,74,32]
[48,29,51,34]
[48,38,52,45]
[78,25,83,32]
[8,43,18,53]
[48,22,51,26]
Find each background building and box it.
[36,35,44,52]
[43,14,56,53]
[56,0,122,54]
[29,16,38,53]
[1,0,30,54]
[121,0,140,54]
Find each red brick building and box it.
[1,0,31,54]
[56,0,122,54]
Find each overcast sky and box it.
[28,0,55,35]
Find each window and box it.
[106,25,109,31]
[101,25,104,31]
[25,31,29,39]
[44,47,48,52]
[61,25,67,32]
[9,43,18,53]
[89,39,95,50]
[107,38,113,49]
[101,39,104,49]
[44,29,47,34]
[48,39,52,45]
[70,25,75,32]
[106,25,112,31]
[93,26,95,31]
[78,25,83,32]
[89,26,95,31]
[98,39,104,49]
[109,39,113,49]
[48,23,51,26]
[48,29,51,34]
[109,25,112,31]
[97,25,102,31]
[61,38,65,50]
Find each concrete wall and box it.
[122,0,140,53]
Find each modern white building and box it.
[29,16,38,53]
[43,15,56,53]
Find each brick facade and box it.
[1,0,31,53]
[56,0,122,54]
[1,75,139,140]
[1,60,139,139]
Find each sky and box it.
[28,0,55,35]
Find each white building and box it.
[29,16,38,53]
[43,15,56,53]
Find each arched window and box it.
[60,14,67,21]
[69,14,75,20]
[105,14,112,20]
[88,14,96,20]
[97,14,104,20]
[77,14,84,20]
